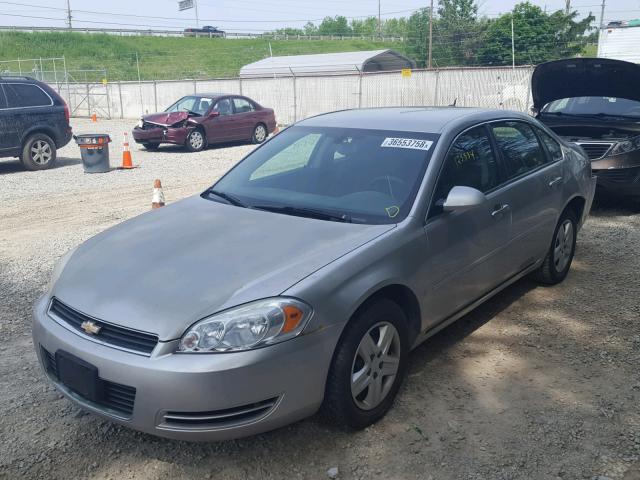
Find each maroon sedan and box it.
[132,94,277,151]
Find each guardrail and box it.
[0,25,405,42]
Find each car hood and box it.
[142,111,191,127]
[532,58,640,109]
[52,196,394,340]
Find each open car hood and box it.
[142,111,190,127]
[532,58,640,110]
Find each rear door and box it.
[489,120,564,267]
[231,97,258,140]
[0,84,19,152]
[422,124,514,327]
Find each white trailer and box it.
[597,23,640,63]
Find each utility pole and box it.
[378,0,381,39]
[66,0,72,29]
[599,0,606,28]
[428,0,434,69]
[511,15,515,69]
[565,0,571,15]
[194,0,200,27]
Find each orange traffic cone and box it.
[121,132,134,169]
[152,179,165,209]
[91,113,97,122]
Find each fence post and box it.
[153,81,158,112]
[434,69,440,106]
[356,65,363,108]
[193,79,197,94]
[86,82,91,117]
[238,77,243,95]
[118,81,124,119]
[290,67,297,123]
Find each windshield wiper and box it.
[541,111,640,120]
[252,205,352,223]
[203,189,247,207]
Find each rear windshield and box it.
[544,96,640,117]
[209,126,439,224]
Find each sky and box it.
[0,0,639,33]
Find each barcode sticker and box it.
[381,137,433,151]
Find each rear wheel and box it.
[322,298,409,429]
[252,123,268,144]
[534,209,577,285]
[21,133,57,171]
[185,129,206,152]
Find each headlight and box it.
[611,135,640,156]
[179,298,313,353]
[137,119,144,128]
[47,246,77,291]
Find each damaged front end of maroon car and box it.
[132,111,202,147]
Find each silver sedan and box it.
[33,107,596,440]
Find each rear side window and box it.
[535,127,563,162]
[233,98,255,114]
[491,121,548,179]
[5,83,52,108]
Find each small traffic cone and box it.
[91,113,97,122]
[151,179,165,209]
[121,132,134,169]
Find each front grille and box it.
[49,298,158,355]
[41,347,136,417]
[576,142,614,160]
[162,397,279,429]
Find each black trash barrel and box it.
[74,134,112,173]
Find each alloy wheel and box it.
[553,219,574,272]
[189,131,204,150]
[254,125,267,142]
[350,321,401,411]
[31,140,53,165]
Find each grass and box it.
[0,31,407,81]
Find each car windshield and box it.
[207,126,439,224]
[165,96,213,115]
[543,96,640,118]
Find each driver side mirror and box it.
[208,111,220,118]
[442,186,487,213]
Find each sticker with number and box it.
[381,137,433,151]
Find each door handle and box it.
[491,204,510,218]
[548,176,563,187]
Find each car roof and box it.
[194,92,238,99]
[0,75,40,84]
[297,107,532,133]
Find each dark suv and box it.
[0,76,72,170]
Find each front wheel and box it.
[321,298,409,430]
[533,209,578,285]
[21,133,57,171]
[185,129,206,152]
[252,123,268,144]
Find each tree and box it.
[434,0,481,66]
[478,2,594,65]
[317,16,352,37]
[383,17,409,38]
[405,8,430,68]
[303,22,318,36]
[351,17,378,36]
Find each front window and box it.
[544,96,640,118]
[208,126,439,224]
[165,96,213,115]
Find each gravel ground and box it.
[1,119,640,480]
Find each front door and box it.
[203,97,235,143]
[0,85,19,152]
[422,125,513,328]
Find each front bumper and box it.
[132,126,188,146]
[32,295,341,441]
[592,165,640,197]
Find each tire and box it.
[185,129,206,152]
[533,209,578,285]
[142,143,160,150]
[252,123,268,144]
[321,298,409,430]
[21,133,57,171]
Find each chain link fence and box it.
[33,65,534,123]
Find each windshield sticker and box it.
[385,206,400,218]
[381,138,433,151]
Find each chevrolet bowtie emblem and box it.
[81,320,102,335]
